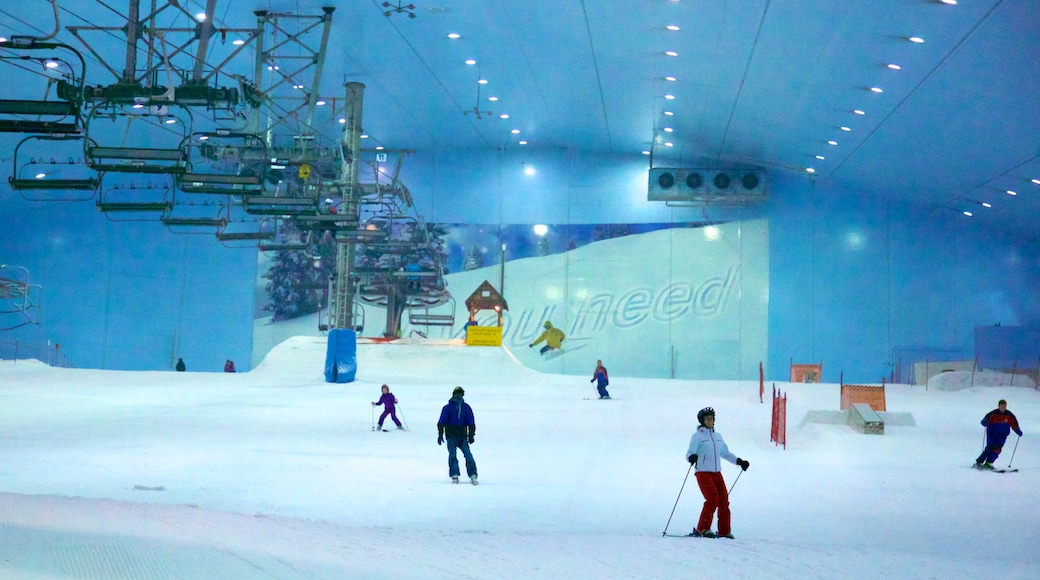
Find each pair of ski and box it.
[972,464,1018,473]
[373,427,407,432]
[662,532,733,539]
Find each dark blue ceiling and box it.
[3,0,1039,237]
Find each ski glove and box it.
[468,436,475,444]
[1016,430,1023,437]
[688,454,698,465]
[437,435,444,445]
[528,344,534,348]
[736,458,750,471]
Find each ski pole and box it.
[728,469,744,495]
[1008,434,1021,468]
[371,403,375,431]
[397,403,410,431]
[662,464,693,536]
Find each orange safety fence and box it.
[771,384,787,449]
[840,384,886,411]
[790,360,822,383]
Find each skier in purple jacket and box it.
[372,384,404,430]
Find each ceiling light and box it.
[35,173,46,179]
[232,39,245,46]
[132,103,144,109]
[511,129,520,134]
[1006,190,1017,195]
[665,76,677,82]
[642,150,651,155]
[870,87,883,93]
[465,59,476,65]
[316,100,326,106]
[376,146,385,150]
[981,202,992,208]
[1032,178,1040,184]
[663,111,674,116]
[815,155,825,160]
[665,51,678,57]
[518,140,527,145]
[499,114,509,119]
[840,126,851,132]
[806,168,816,173]
[0,38,7,43]
[478,79,488,85]
[908,36,925,43]
[963,211,973,216]
[887,63,902,70]
[853,109,865,115]
[665,142,674,147]
[524,166,536,176]
[664,94,675,100]
[338,118,346,124]
[828,140,838,145]
[447,33,461,39]
[165,119,177,124]
[360,134,368,139]
[488,96,498,101]
[198,135,209,141]
[666,25,680,31]
[196,12,206,21]
[663,127,673,132]
[940,0,957,5]
[44,60,59,69]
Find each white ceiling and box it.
[3,0,1039,236]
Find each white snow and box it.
[1,338,1037,579]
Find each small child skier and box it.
[372,384,404,431]
[974,399,1023,469]
[590,359,610,399]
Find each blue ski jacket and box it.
[438,396,475,439]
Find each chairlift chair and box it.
[0,39,86,135]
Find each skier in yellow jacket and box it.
[529,320,565,355]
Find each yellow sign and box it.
[466,325,502,347]
[298,164,311,179]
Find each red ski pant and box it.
[695,471,731,535]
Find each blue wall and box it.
[3,146,1038,380]
[0,197,256,371]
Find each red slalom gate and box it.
[770,384,787,449]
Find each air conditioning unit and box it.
[649,168,767,202]
[707,169,766,197]
[648,168,707,201]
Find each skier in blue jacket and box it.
[685,407,749,539]
[974,399,1023,469]
[437,386,478,484]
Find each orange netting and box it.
[840,384,887,411]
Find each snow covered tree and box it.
[592,224,633,242]
[263,223,336,320]
[463,246,484,271]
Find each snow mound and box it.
[927,370,1035,390]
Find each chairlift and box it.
[177,131,267,195]
[407,294,456,327]
[8,135,99,199]
[0,39,86,134]
[84,102,191,175]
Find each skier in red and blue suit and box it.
[974,399,1023,469]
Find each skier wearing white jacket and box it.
[685,407,749,539]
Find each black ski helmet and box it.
[453,386,465,397]
[697,407,715,425]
